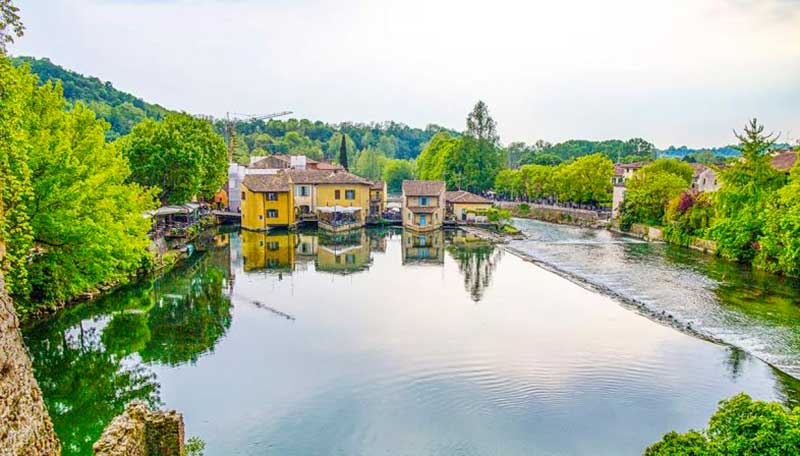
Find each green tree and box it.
[756,160,800,276]
[553,153,613,204]
[416,132,456,180]
[120,113,227,204]
[0,0,24,54]
[465,100,499,145]
[645,393,800,455]
[494,169,522,199]
[520,164,558,201]
[353,148,388,181]
[620,165,689,228]
[643,158,695,186]
[338,133,349,170]
[383,159,416,193]
[710,119,785,262]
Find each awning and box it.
[317,206,361,214]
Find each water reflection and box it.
[511,218,800,378]
[446,232,502,302]
[23,233,233,455]
[402,229,444,265]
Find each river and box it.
[22,226,800,455]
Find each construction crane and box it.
[224,111,292,161]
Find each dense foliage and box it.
[0,57,156,316]
[219,117,456,164]
[120,113,228,204]
[645,393,800,455]
[414,101,505,193]
[619,159,695,229]
[382,159,416,193]
[511,138,656,168]
[494,153,613,206]
[11,56,170,140]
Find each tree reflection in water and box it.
[446,233,502,302]
[22,236,232,456]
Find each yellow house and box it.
[402,180,445,231]
[369,181,387,218]
[287,169,372,231]
[445,190,493,222]
[240,230,296,272]
[241,174,294,231]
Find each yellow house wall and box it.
[315,184,370,224]
[241,231,296,271]
[241,186,294,230]
[452,202,493,220]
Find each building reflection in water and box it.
[401,229,444,265]
[240,229,374,276]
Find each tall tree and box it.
[382,159,415,193]
[339,133,349,170]
[0,0,24,54]
[465,100,499,145]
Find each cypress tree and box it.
[339,134,349,170]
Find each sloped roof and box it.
[242,174,290,192]
[445,190,492,204]
[370,181,385,190]
[250,155,290,169]
[771,150,797,172]
[690,163,709,177]
[402,180,445,196]
[285,169,371,185]
[314,161,344,171]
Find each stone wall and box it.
[0,274,60,456]
[498,201,610,228]
[93,401,184,456]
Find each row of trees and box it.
[620,119,800,277]
[506,137,657,169]
[493,153,614,206]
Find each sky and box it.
[10,0,800,148]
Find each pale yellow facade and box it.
[451,202,493,221]
[240,187,294,231]
[241,230,296,272]
[316,184,371,225]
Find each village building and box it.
[241,231,296,273]
[240,167,372,232]
[369,181,388,219]
[611,162,647,218]
[689,163,721,193]
[401,180,446,231]
[444,190,493,222]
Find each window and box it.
[420,196,428,206]
[267,241,280,251]
[335,255,342,264]
[258,215,264,221]
[241,191,246,200]
[267,192,278,201]
[267,209,278,218]
[345,189,355,200]
[295,186,310,197]
[335,190,341,200]
[346,254,356,264]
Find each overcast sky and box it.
[10,0,800,148]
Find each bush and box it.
[517,203,530,215]
[645,393,800,455]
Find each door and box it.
[419,214,427,226]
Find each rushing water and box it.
[510,218,800,378]
[23,227,800,455]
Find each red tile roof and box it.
[285,169,371,185]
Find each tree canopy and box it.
[120,113,228,205]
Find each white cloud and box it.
[11,0,800,148]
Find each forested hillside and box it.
[11,56,170,140]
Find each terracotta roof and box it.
[242,174,290,192]
[445,190,492,204]
[285,169,371,185]
[314,161,344,171]
[690,163,708,177]
[614,163,625,176]
[771,150,797,172]
[402,180,445,196]
[370,181,385,190]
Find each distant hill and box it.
[11,56,170,140]
[661,143,793,159]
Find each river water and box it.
[22,227,800,455]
